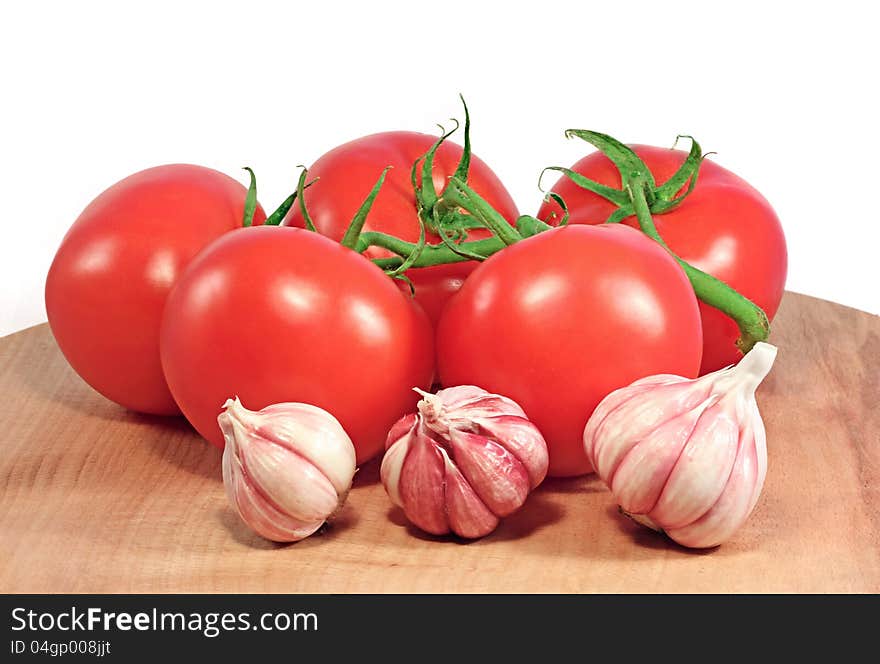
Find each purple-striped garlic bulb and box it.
[584,342,777,548]
[381,386,549,539]
[219,397,356,543]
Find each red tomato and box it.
[45,164,264,415]
[283,131,519,324]
[160,225,435,464]
[436,224,703,477]
[538,146,787,374]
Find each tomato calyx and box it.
[545,129,771,353]
[348,96,526,280]
[353,178,554,271]
[539,130,705,224]
[412,94,476,239]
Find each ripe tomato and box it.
[436,224,703,477]
[538,146,787,374]
[283,131,519,324]
[45,164,264,415]
[160,225,435,464]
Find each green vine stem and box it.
[355,202,551,271]
[358,233,504,270]
[626,177,769,353]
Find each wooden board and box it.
[1,292,878,593]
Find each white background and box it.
[2,0,878,337]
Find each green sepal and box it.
[565,129,656,205]
[295,167,317,232]
[340,166,391,250]
[605,206,632,224]
[540,166,629,208]
[451,94,472,183]
[413,122,459,231]
[515,215,553,238]
[389,272,417,297]
[544,192,569,226]
[386,212,427,277]
[263,192,295,226]
[241,166,258,227]
[654,135,702,203]
[263,177,319,226]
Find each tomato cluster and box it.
[45,112,786,478]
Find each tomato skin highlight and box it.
[45,164,264,415]
[436,224,703,477]
[159,226,436,464]
[282,131,519,325]
[538,145,787,374]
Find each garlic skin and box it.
[381,386,549,539]
[584,342,777,548]
[219,397,356,543]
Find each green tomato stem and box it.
[627,179,770,354]
[361,234,506,270]
[357,215,553,270]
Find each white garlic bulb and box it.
[584,342,777,548]
[219,397,356,543]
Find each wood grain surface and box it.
[1,292,877,593]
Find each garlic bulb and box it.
[584,342,777,548]
[219,397,356,543]
[381,386,549,539]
